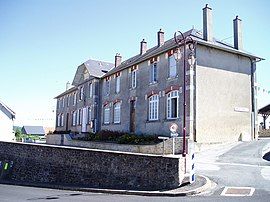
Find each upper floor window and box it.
[89,83,93,98]
[105,80,110,96]
[115,75,121,93]
[73,92,77,105]
[150,62,157,83]
[67,95,70,107]
[149,95,159,121]
[62,97,65,108]
[57,99,60,109]
[131,70,137,89]
[168,55,177,78]
[167,90,179,119]
[79,86,84,100]
[113,102,121,123]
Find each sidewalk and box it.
[0,175,212,197]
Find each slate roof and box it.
[0,100,15,120]
[21,126,45,135]
[103,28,263,77]
[72,59,114,86]
[258,104,270,115]
[54,86,77,99]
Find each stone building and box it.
[55,5,263,143]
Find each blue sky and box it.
[0,0,269,126]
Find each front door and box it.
[66,113,69,131]
[81,107,87,133]
[130,100,136,133]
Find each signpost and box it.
[170,123,178,155]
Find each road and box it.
[0,139,270,201]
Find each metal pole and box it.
[183,40,187,157]
[172,137,175,155]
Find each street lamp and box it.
[174,31,196,157]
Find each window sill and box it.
[146,119,160,123]
[149,82,158,86]
[164,118,180,122]
[113,122,121,125]
[103,123,110,125]
[167,75,178,81]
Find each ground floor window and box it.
[72,111,76,126]
[149,94,159,121]
[88,107,92,123]
[114,102,121,123]
[104,105,110,124]
[167,90,179,119]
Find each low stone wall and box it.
[0,141,184,190]
[46,134,184,155]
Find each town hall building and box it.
[55,5,263,143]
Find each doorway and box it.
[130,100,136,133]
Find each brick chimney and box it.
[203,4,213,42]
[233,15,243,50]
[140,39,147,55]
[157,29,164,46]
[115,53,122,67]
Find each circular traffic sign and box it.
[170,123,178,133]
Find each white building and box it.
[0,100,15,141]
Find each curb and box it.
[0,175,212,197]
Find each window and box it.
[57,99,60,109]
[67,95,70,107]
[115,75,120,93]
[167,90,179,119]
[105,80,110,96]
[57,114,60,127]
[88,107,92,123]
[104,105,110,124]
[72,111,76,126]
[89,83,93,98]
[150,63,157,83]
[76,109,81,125]
[168,55,177,78]
[80,86,84,100]
[113,102,121,123]
[131,70,136,88]
[62,97,65,108]
[149,95,159,121]
[73,92,77,105]
[61,114,64,126]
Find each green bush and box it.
[76,130,162,145]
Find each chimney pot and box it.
[115,53,122,67]
[233,15,243,50]
[157,28,165,47]
[203,4,213,41]
[140,39,147,55]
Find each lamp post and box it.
[173,31,196,157]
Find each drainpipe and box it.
[250,57,263,140]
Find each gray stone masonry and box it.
[0,141,185,191]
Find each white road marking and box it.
[261,167,270,180]
[221,186,255,196]
[197,161,269,168]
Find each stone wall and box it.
[0,141,184,190]
[46,134,184,155]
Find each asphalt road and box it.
[0,139,270,201]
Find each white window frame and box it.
[104,105,110,124]
[67,95,70,107]
[89,83,93,98]
[80,86,84,100]
[131,70,137,89]
[113,102,121,123]
[61,114,64,126]
[105,80,110,96]
[62,97,65,108]
[88,107,92,123]
[150,62,157,83]
[148,95,159,121]
[167,90,179,119]
[168,55,177,78]
[73,92,77,106]
[115,75,120,93]
[57,114,60,127]
[72,111,76,126]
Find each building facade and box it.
[0,100,15,142]
[55,5,262,143]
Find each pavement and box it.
[0,174,212,197]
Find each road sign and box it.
[170,123,178,133]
